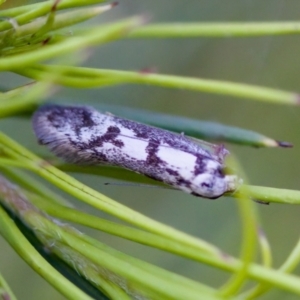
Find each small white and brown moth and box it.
[32,104,240,199]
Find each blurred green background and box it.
[1,0,300,299]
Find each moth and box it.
[32,104,240,199]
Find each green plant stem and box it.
[0,0,106,27]
[0,175,219,300]
[242,185,300,204]
[0,176,272,297]
[218,158,258,297]
[2,153,300,206]
[0,169,231,275]
[3,135,300,295]
[65,232,220,300]
[27,191,231,267]
[0,81,55,118]
[28,190,263,297]
[0,206,94,300]
[36,213,300,298]
[0,4,114,41]
[0,17,144,71]
[92,276,132,300]
[219,196,257,297]
[49,163,300,206]
[0,166,72,207]
[241,236,300,299]
[17,65,299,105]
[0,271,17,300]
[2,131,300,295]
[0,131,223,256]
[32,219,221,300]
[0,173,218,299]
[257,228,272,269]
[0,157,36,170]
[128,22,300,38]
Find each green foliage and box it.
[0,1,300,300]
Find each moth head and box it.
[191,164,240,199]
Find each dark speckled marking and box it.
[166,168,179,176]
[117,118,150,139]
[145,138,164,166]
[176,178,191,188]
[45,105,96,137]
[201,181,212,188]
[194,156,208,176]
[92,152,108,163]
[46,108,67,128]
[82,126,124,150]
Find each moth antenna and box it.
[104,182,176,190]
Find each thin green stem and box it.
[37,214,300,298]
[0,0,106,29]
[0,4,114,41]
[0,206,94,300]
[0,166,72,207]
[242,185,300,205]
[17,65,299,105]
[0,17,145,71]
[0,81,54,118]
[3,133,300,295]
[0,157,36,170]
[27,215,224,300]
[128,22,300,38]
[0,271,17,300]
[219,159,258,297]
[20,183,300,297]
[0,131,223,257]
[27,191,230,265]
[241,236,300,299]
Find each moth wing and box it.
[185,136,228,162]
